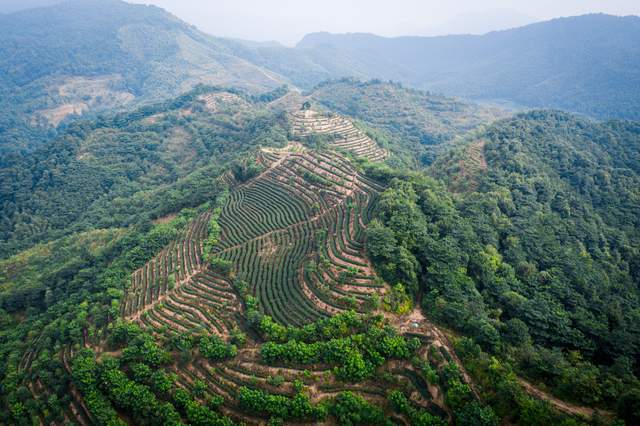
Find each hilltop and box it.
[0,85,492,425]
[307,79,506,164]
[0,81,502,258]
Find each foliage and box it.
[198,335,237,361]
[237,386,327,421]
[367,112,640,411]
[310,79,502,166]
[208,257,233,276]
[246,304,366,344]
[329,391,386,425]
[1,86,288,258]
[388,390,447,426]
[202,189,229,258]
[71,350,124,426]
[259,323,419,382]
[454,337,588,426]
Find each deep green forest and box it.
[1,64,639,426]
[365,110,640,420]
[0,86,289,259]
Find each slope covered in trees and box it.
[366,111,640,421]
[0,89,505,424]
[0,86,290,258]
[307,79,505,165]
[4,3,639,158]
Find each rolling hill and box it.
[1,3,640,425]
[289,14,640,120]
[0,83,495,426]
[0,0,286,153]
[0,81,501,259]
[306,79,506,164]
[6,2,638,157]
[1,78,639,424]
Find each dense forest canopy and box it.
[367,110,640,404]
[0,86,289,258]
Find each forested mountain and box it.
[5,1,639,158]
[0,86,291,259]
[288,14,640,120]
[0,0,286,153]
[1,1,640,424]
[368,111,640,415]
[0,82,508,426]
[1,77,639,424]
[1,81,499,259]
[307,79,506,165]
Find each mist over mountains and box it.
[292,14,640,119]
[1,0,638,149]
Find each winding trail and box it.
[391,307,614,421]
[517,378,614,420]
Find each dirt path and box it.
[392,308,614,421]
[390,307,479,400]
[517,378,614,420]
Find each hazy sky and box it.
[5,0,640,45]
[125,0,640,45]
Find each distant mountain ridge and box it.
[2,2,640,157]
[289,14,640,120]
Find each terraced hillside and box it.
[290,110,388,162]
[122,212,241,337]
[212,145,386,326]
[126,143,386,333]
[6,76,631,424]
[107,141,480,424]
[166,313,461,424]
[20,346,94,426]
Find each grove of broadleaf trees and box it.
[0,80,639,425]
[365,110,640,422]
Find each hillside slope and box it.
[0,86,290,259]
[367,110,640,420]
[307,79,506,165]
[1,83,639,423]
[0,88,490,426]
[0,0,286,153]
[290,14,640,120]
